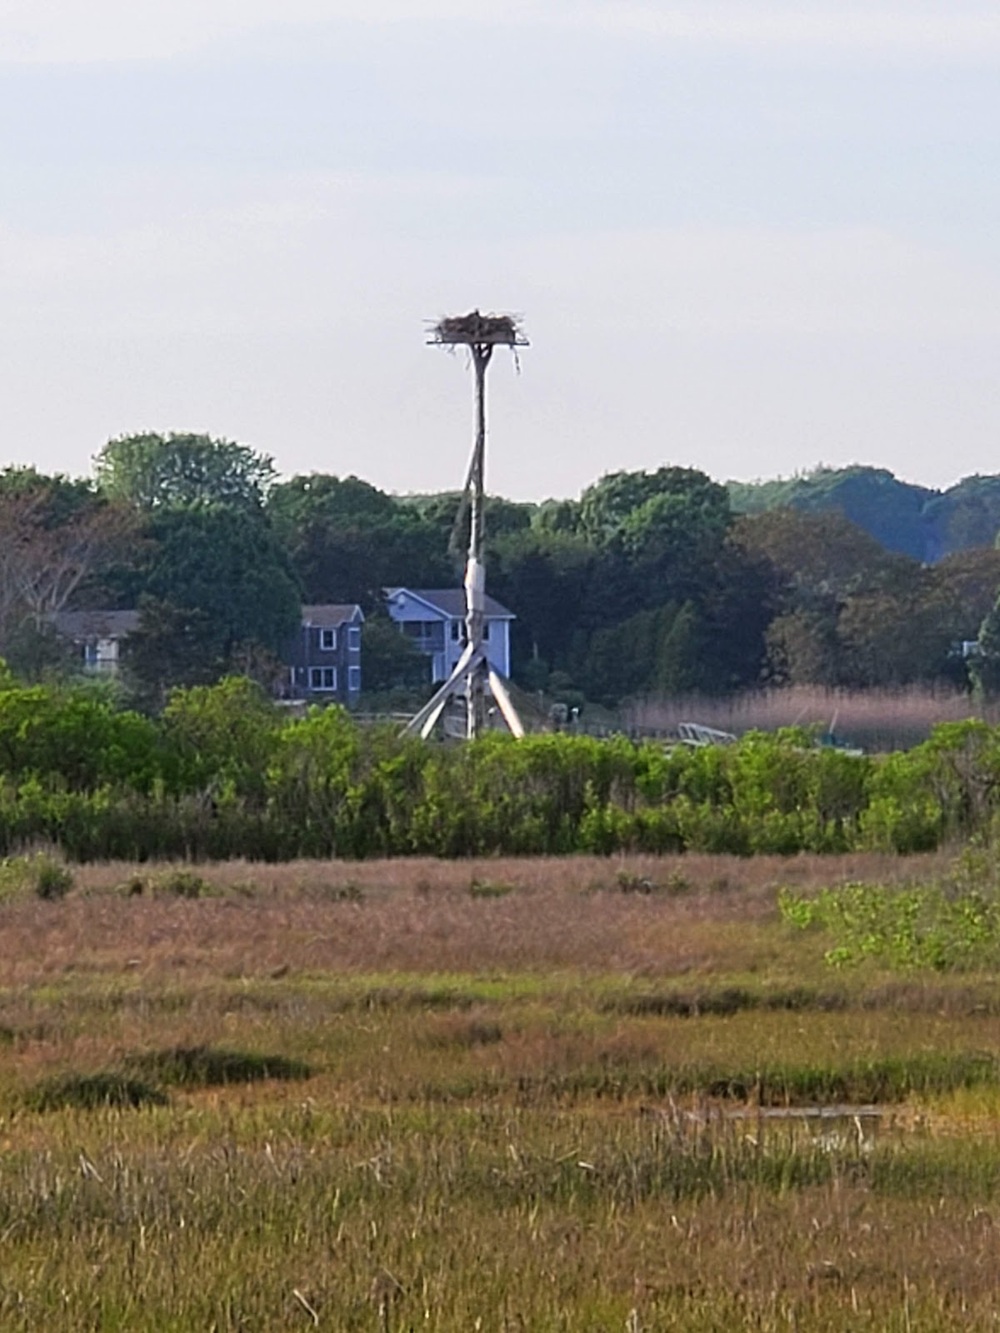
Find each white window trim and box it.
[348,664,361,690]
[309,666,338,691]
[320,628,337,651]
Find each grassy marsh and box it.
[1,853,1000,1329]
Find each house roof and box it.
[385,587,515,620]
[50,609,140,640]
[302,603,364,628]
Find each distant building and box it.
[283,604,364,705]
[50,603,365,705]
[384,587,514,683]
[49,609,140,674]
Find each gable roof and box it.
[51,609,140,640]
[385,587,515,620]
[302,603,364,629]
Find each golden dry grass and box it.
[0,850,948,987]
[626,683,992,750]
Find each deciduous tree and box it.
[95,433,275,511]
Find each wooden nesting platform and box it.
[429,311,528,346]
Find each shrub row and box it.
[0,678,998,860]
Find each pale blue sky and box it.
[2,2,999,499]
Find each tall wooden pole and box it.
[465,342,492,739]
[404,311,526,742]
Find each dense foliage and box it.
[6,439,1000,706]
[3,678,1000,861]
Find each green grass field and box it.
[2,852,1000,1330]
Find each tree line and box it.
[5,433,1000,708]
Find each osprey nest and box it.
[431,311,524,345]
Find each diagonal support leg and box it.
[403,643,482,738]
[487,668,525,739]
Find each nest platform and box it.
[429,311,528,346]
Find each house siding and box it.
[384,588,513,683]
[283,605,364,705]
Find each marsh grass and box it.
[1,854,1000,1327]
[1,1105,1000,1329]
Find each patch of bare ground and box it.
[0,852,951,986]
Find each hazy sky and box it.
[2,1,999,499]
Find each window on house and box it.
[348,665,361,691]
[347,625,361,650]
[309,666,337,691]
[450,621,460,641]
[483,621,491,641]
[320,628,337,650]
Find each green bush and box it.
[32,853,73,900]
[779,880,1000,972]
[469,879,515,899]
[0,851,72,901]
[152,869,214,899]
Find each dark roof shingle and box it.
[301,604,364,629]
[50,609,140,639]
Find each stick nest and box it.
[432,311,524,345]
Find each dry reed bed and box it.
[0,851,950,987]
[626,683,994,749]
[68,849,953,896]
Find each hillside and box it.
[728,466,1000,563]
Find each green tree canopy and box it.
[578,467,730,551]
[147,506,299,648]
[123,597,228,709]
[269,474,450,609]
[268,474,397,527]
[94,433,276,511]
[489,529,595,677]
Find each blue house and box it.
[384,587,514,684]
